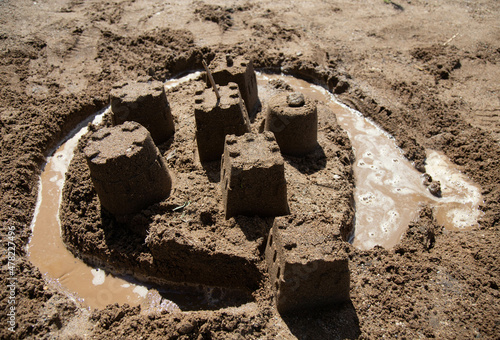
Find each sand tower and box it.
[208,54,260,116]
[84,121,172,219]
[110,81,175,144]
[220,132,289,219]
[265,216,350,314]
[194,82,251,162]
[265,92,318,156]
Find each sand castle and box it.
[80,56,349,314]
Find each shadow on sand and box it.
[281,301,361,340]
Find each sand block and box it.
[208,54,260,116]
[221,132,289,219]
[111,80,175,144]
[265,91,318,156]
[265,215,350,314]
[84,121,172,218]
[194,82,251,162]
[147,223,262,290]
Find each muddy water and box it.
[256,73,483,250]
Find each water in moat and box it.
[257,73,482,250]
[27,72,483,309]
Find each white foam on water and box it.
[164,71,202,90]
[133,286,149,298]
[91,268,106,286]
[426,150,482,206]
[425,150,483,229]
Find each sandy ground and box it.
[1,0,499,339]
